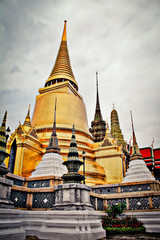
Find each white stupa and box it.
[30,99,67,177]
[122,112,155,183]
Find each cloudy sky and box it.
[0,0,160,148]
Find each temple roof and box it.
[45,21,78,90]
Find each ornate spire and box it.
[23,105,31,128]
[130,111,143,160]
[0,111,7,152]
[46,98,60,154]
[45,20,78,91]
[111,105,126,147]
[67,124,79,161]
[90,72,106,142]
[62,124,84,183]
[94,72,102,121]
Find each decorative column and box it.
[53,125,93,210]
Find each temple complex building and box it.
[5,21,106,185]
[3,21,159,186]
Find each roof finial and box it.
[106,117,109,129]
[23,105,31,128]
[62,20,67,41]
[113,103,115,110]
[27,104,30,118]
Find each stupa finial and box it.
[130,111,137,145]
[62,20,67,41]
[45,21,78,90]
[46,98,60,154]
[130,111,143,160]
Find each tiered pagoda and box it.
[111,104,126,147]
[5,21,106,185]
[90,72,106,142]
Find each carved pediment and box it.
[101,138,112,147]
[17,126,24,135]
[29,128,37,139]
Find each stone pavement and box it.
[101,233,160,240]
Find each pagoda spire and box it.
[130,111,143,160]
[62,124,84,183]
[130,111,137,146]
[67,124,79,161]
[46,98,60,154]
[45,20,78,91]
[94,72,103,121]
[23,105,31,128]
[0,111,7,152]
[90,72,106,142]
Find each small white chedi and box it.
[31,152,67,177]
[30,99,67,177]
[122,112,155,183]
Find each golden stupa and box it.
[5,21,125,185]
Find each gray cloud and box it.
[0,0,160,148]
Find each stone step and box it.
[144,224,160,233]
[0,220,22,229]
[141,218,160,224]
[125,211,160,233]
[0,209,105,240]
[0,231,25,240]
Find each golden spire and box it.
[62,20,67,41]
[23,105,31,128]
[45,20,78,90]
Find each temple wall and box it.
[94,145,123,184]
